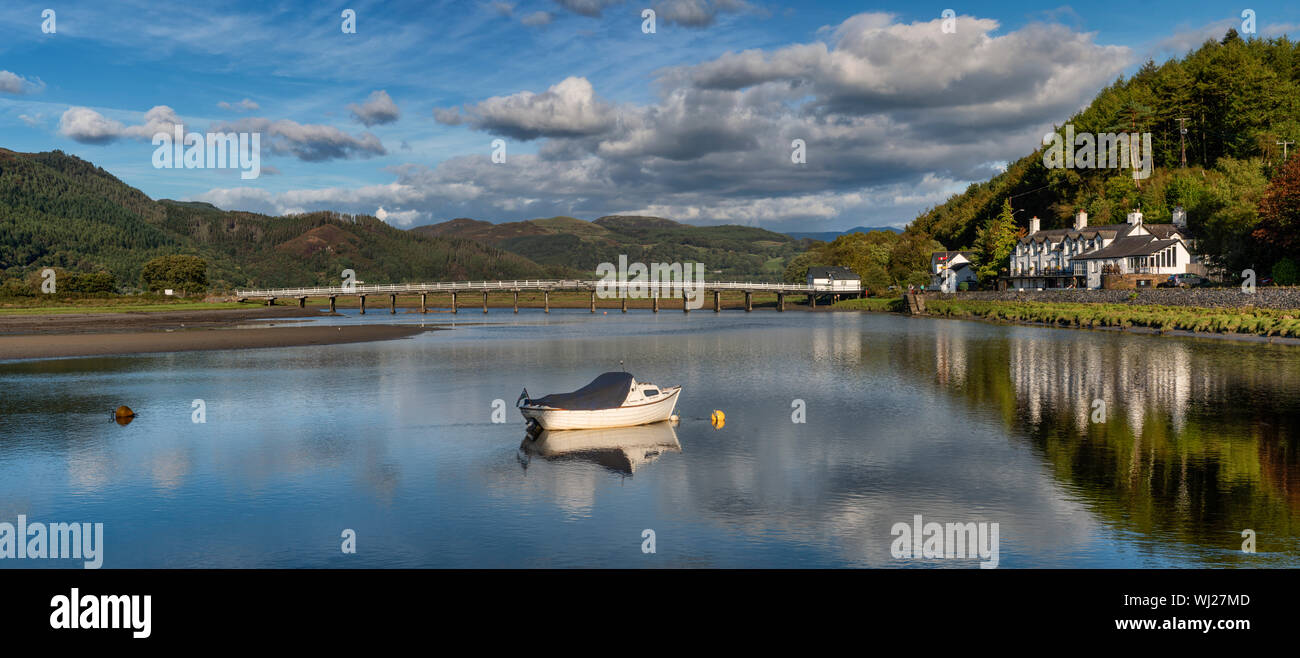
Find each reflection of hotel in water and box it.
[1009,338,1217,434]
[933,329,1223,435]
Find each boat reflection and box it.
[520,421,682,475]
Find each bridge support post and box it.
[745,291,752,312]
[420,293,427,314]
[390,294,397,314]
[713,291,720,312]
[544,291,549,313]
[777,293,784,311]
[809,294,815,308]
[483,291,489,314]
[359,295,366,314]
[329,296,336,313]
[621,296,627,313]
[513,291,518,313]
[682,290,689,313]
[451,292,457,314]
[590,291,596,313]
[298,296,306,308]
[652,294,659,313]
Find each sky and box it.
[1,1,1297,233]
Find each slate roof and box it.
[807,266,861,280]
[1070,237,1182,260]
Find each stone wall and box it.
[928,287,1300,309]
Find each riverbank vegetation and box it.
[782,231,942,292]
[835,296,1300,338]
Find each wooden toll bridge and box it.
[234,279,864,314]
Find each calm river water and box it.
[1,309,1297,567]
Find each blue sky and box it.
[1,1,1297,232]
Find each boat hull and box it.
[520,387,680,430]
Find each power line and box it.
[1279,140,1295,160]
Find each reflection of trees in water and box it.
[876,325,1300,562]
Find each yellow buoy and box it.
[710,409,725,429]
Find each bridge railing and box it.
[234,279,864,298]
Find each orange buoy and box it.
[113,405,136,426]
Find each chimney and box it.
[1074,209,1088,231]
[1126,209,1143,226]
[1029,216,1040,234]
[1172,205,1187,229]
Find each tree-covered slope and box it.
[0,149,564,290]
[907,31,1300,275]
[412,213,812,280]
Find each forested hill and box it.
[0,149,565,290]
[410,214,809,281]
[907,31,1300,274]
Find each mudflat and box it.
[0,307,438,360]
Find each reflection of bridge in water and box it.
[236,279,864,313]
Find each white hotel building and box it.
[1007,208,1200,290]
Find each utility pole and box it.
[1279,140,1295,161]
[1177,117,1190,167]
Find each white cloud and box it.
[553,0,623,18]
[434,76,616,140]
[218,98,260,112]
[212,117,386,161]
[0,70,43,94]
[58,105,183,144]
[520,11,554,26]
[375,206,423,226]
[347,90,400,127]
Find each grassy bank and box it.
[833,297,904,313]
[834,296,1300,338]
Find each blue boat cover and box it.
[529,372,634,410]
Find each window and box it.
[643,389,659,397]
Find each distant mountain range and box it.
[410,214,808,280]
[0,149,570,290]
[0,149,813,289]
[782,226,904,241]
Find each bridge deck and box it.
[235,280,863,299]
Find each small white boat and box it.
[517,372,681,430]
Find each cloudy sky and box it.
[1,1,1297,232]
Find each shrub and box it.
[1272,258,1298,286]
[0,279,36,297]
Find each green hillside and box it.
[0,149,567,291]
[411,213,811,280]
[907,31,1300,276]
